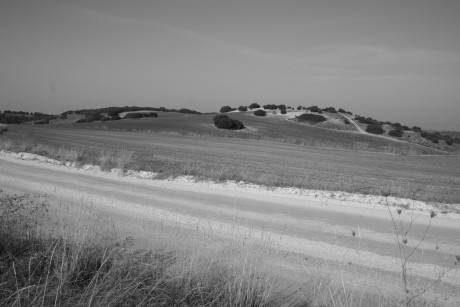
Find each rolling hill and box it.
[68,109,453,155]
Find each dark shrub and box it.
[306,106,319,112]
[75,119,87,123]
[85,114,102,122]
[277,104,286,110]
[323,107,337,113]
[238,106,248,112]
[343,118,350,124]
[248,103,260,109]
[107,111,119,117]
[111,115,121,120]
[144,112,158,117]
[412,126,422,132]
[366,124,384,134]
[100,117,109,122]
[124,113,143,119]
[280,109,287,114]
[263,104,277,110]
[296,113,327,123]
[297,106,302,110]
[213,114,245,130]
[220,106,232,113]
[254,110,266,117]
[446,140,453,146]
[388,129,403,137]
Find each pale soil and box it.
[1,151,460,305]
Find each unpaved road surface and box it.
[1,155,460,305]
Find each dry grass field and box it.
[2,124,460,204]
[69,111,448,155]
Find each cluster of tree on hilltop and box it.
[353,114,460,145]
[62,106,200,118]
[0,110,57,124]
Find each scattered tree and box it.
[212,114,245,130]
[254,110,267,117]
[220,106,232,113]
[366,124,384,134]
[296,113,327,123]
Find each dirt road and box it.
[1,154,459,305]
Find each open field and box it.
[2,124,460,204]
[67,111,451,155]
[1,155,460,306]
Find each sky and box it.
[1,0,459,130]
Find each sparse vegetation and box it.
[383,194,459,307]
[0,190,278,307]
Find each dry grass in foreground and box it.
[0,191,282,307]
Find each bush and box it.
[254,110,266,117]
[323,107,337,113]
[296,113,327,123]
[238,106,248,112]
[297,106,302,110]
[280,109,287,114]
[366,124,384,134]
[388,129,403,137]
[248,103,260,109]
[212,114,245,130]
[124,113,143,119]
[111,115,121,120]
[277,104,286,110]
[306,106,319,112]
[412,126,422,132]
[262,104,277,110]
[343,118,350,125]
[219,106,232,113]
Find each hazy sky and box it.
[1,0,459,130]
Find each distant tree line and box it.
[0,111,57,124]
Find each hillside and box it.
[2,105,459,155]
[68,108,453,155]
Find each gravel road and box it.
[1,154,459,305]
